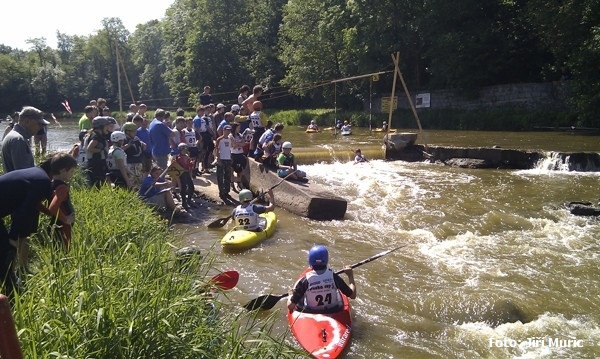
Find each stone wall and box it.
[375,81,571,112]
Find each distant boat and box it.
[340,130,352,136]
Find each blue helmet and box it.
[308,245,328,267]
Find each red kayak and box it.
[286,269,352,358]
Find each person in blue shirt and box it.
[138,165,187,217]
[148,109,174,170]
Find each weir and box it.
[282,132,600,172]
[293,145,386,165]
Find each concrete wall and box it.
[386,144,600,172]
[374,81,571,112]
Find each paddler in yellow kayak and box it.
[231,189,275,231]
[287,245,357,312]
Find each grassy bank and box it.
[10,176,302,358]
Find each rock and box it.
[567,202,600,216]
[384,132,418,150]
[444,158,490,169]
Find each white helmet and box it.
[216,103,226,109]
[282,141,293,149]
[110,131,126,143]
[231,104,241,112]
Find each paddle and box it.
[243,244,407,311]
[210,270,239,290]
[206,170,296,228]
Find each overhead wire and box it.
[134,70,390,109]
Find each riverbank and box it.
[8,183,299,358]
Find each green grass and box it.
[9,174,304,358]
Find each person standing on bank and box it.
[287,245,357,313]
[214,125,233,202]
[3,114,17,140]
[84,116,112,188]
[0,153,77,294]
[2,106,49,172]
[148,109,174,171]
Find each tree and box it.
[526,0,600,125]
[0,53,31,111]
[162,0,195,107]
[279,0,356,106]
[130,20,169,104]
[238,0,286,91]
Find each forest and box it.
[0,0,598,126]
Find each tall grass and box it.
[10,181,303,358]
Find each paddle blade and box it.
[207,215,232,228]
[211,270,239,290]
[243,293,288,311]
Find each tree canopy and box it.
[0,0,597,125]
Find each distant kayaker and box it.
[353,148,369,164]
[231,189,275,231]
[276,142,307,181]
[307,120,319,132]
[341,120,351,133]
[287,245,357,313]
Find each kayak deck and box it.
[220,212,277,251]
[287,270,352,358]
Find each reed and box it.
[10,182,302,358]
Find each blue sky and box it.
[2,0,175,50]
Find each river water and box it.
[47,121,600,358]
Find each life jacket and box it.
[84,131,108,175]
[71,143,87,165]
[302,268,342,311]
[232,204,260,230]
[249,112,263,128]
[230,133,245,154]
[51,179,74,217]
[124,138,143,164]
[183,128,197,147]
[198,116,209,133]
[107,146,126,173]
[280,152,294,167]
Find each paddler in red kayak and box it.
[287,245,357,313]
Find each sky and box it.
[2,0,175,50]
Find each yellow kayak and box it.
[373,128,396,132]
[220,212,277,251]
[306,128,320,133]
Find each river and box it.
[46,121,600,358]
